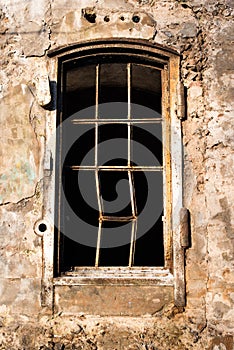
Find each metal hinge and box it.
[174,208,190,308]
[180,207,190,248]
[177,81,185,120]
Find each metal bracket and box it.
[176,81,185,120]
[174,207,190,307]
[180,207,190,248]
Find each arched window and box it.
[41,40,186,312]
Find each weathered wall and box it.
[0,0,233,349]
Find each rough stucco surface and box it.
[0,0,234,349]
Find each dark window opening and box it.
[56,56,165,274]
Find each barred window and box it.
[41,41,185,309]
[56,53,170,272]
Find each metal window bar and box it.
[101,216,135,221]
[95,64,99,120]
[95,220,102,267]
[129,220,137,266]
[70,166,163,171]
[72,119,163,124]
[94,64,103,267]
[127,64,138,267]
[127,63,131,166]
[128,171,137,266]
[128,171,136,218]
[127,63,131,120]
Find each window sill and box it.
[53,268,174,315]
[54,267,174,286]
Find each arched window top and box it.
[47,38,180,62]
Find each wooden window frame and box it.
[37,39,185,310]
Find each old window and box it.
[41,40,185,310]
[56,58,167,273]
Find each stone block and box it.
[54,285,173,316]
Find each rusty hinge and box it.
[174,207,190,308]
[180,207,190,248]
[176,81,185,120]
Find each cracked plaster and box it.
[0,0,233,348]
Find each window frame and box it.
[40,39,184,309]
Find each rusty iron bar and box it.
[94,64,102,267]
[129,220,137,267]
[95,64,99,119]
[95,171,103,215]
[94,64,103,224]
[127,63,131,120]
[128,171,136,217]
[95,220,102,267]
[180,207,189,248]
[70,166,163,171]
[176,81,185,120]
[99,216,136,222]
[72,119,163,124]
[127,63,131,168]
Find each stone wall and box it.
[0,0,233,349]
